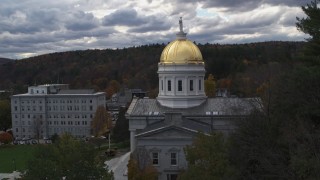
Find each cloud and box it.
[0,0,308,59]
[64,11,99,31]
[102,9,146,26]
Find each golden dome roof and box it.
[160,39,203,64]
[160,17,203,64]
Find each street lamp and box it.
[12,158,16,171]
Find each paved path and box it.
[0,171,21,180]
[105,152,130,180]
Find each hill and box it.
[0,58,13,65]
[0,41,305,97]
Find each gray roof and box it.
[128,97,261,116]
[58,89,95,94]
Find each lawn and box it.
[0,145,37,173]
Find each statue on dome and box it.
[179,17,184,32]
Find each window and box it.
[178,80,182,91]
[170,153,177,166]
[14,106,18,111]
[152,152,159,165]
[190,80,194,91]
[168,80,171,91]
[199,79,202,90]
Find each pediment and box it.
[136,126,197,139]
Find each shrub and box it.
[0,132,13,144]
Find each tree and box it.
[228,111,291,179]
[0,132,13,144]
[127,147,158,180]
[296,0,320,57]
[105,80,120,99]
[204,74,216,97]
[112,107,130,142]
[91,105,112,137]
[22,133,114,180]
[179,132,235,180]
[0,100,11,131]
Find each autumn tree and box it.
[22,133,114,180]
[91,105,112,137]
[105,80,120,99]
[127,147,158,180]
[179,132,235,180]
[204,74,216,97]
[0,132,13,144]
[0,100,11,131]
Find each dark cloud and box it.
[102,9,146,26]
[64,11,99,31]
[129,16,171,33]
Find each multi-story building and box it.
[11,84,105,139]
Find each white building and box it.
[126,18,260,180]
[11,84,105,139]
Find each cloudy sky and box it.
[0,0,311,59]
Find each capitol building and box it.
[126,18,259,180]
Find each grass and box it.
[0,145,37,173]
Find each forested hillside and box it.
[0,41,305,98]
[0,58,12,65]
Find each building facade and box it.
[11,84,105,139]
[126,18,260,180]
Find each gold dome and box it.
[160,39,203,64]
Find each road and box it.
[105,152,130,180]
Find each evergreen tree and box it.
[296,0,320,59]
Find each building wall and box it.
[136,138,191,180]
[11,93,105,139]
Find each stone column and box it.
[130,130,136,152]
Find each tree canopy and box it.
[127,147,158,180]
[0,100,11,131]
[22,134,113,180]
[179,132,235,180]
